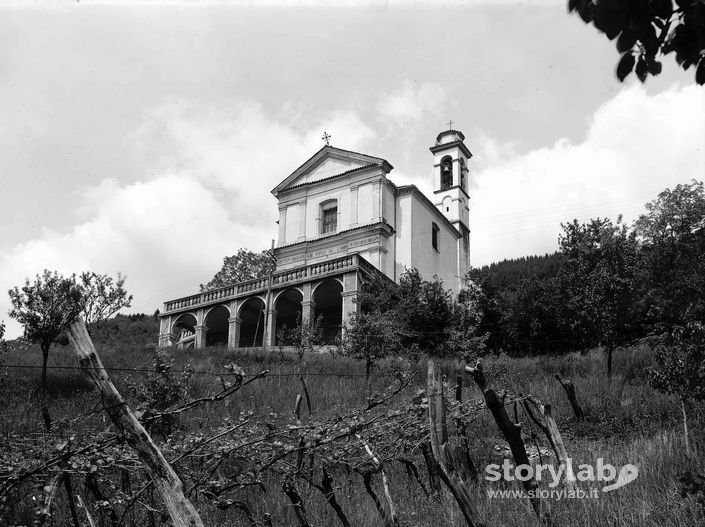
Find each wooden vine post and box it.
[555,374,585,420]
[523,396,576,491]
[426,359,486,527]
[65,318,204,527]
[465,360,549,524]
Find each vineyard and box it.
[1,317,704,526]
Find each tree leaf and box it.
[617,29,637,52]
[696,57,705,85]
[617,52,636,81]
[647,59,663,75]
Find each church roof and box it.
[396,185,462,238]
[271,145,393,197]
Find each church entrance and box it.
[274,288,303,345]
[313,279,343,344]
[204,305,229,347]
[239,297,265,347]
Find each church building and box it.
[157,129,472,349]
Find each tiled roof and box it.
[282,163,380,192]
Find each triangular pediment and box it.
[271,146,392,196]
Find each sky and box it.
[1,1,703,338]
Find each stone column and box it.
[341,271,359,337]
[195,325,208,349]
[228,316,242,348]
[265,308,277,347]
[301,282,316,325]
[350,186,359,227]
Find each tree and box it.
[201,248,276,291]
[559,217,641,375]
[569,0,705,84]
[634,180,705,330]
[8,270,83,390]
[648,322,705,451]
[79,271,133,330]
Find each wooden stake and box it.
[523,397,576,491]
[66,318,204,527]
[427,359,486,527]
[554,374,585,420]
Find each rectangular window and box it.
[322,207,338,234]
[432,223,439,251]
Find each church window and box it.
[432,222,440,252]
[460,158,466,190]
[440,156,453,190]
[321,200,338,234]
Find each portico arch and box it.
[172,313,197,349]
[204,305,230,347]
[274,288,303,345]
[238,297,265,347]
[313,278,343,344]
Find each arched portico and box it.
[274,288,303,345]
[238,297,266,347]
[313,278,343,344]
[172,313,197,349]
[204,305,230,347]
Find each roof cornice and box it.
[429,140,473,159]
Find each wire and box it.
[0,363,397,378]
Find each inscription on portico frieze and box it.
[277,235,381,266]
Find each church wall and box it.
[357,184,373,224]
[394,194,413,280]
[408,195,461,294]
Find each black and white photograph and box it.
[1,1,704,526]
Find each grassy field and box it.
[1,316,704,526]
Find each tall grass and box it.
[1,337,703,526]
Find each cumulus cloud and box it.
[470,84,705,266]
[377,81,446,125]
[0,99,376,338]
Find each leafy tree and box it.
[79,271,133,331]
[201,248,276,291]
[344,269,486,381]
[569,0,705,84]
[559,217,641,375]
[8,270,83,390]
[648,322,705,451]
[277,313,325,364]
[634,180,705,330]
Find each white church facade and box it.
[157,129,472,349]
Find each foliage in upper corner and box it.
[79,271,133,330]
[201,248,276,292]
[568,0,705,84]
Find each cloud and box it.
[470,84,705,266]
[377,81,446,125]
[0,99,376,338]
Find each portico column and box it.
[195,325,208,349]
[301,282,316,325]
[265,308,277,347]
[228,316,242,348]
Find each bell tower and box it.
[430,128,471,277]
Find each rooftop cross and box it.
[447,119,454,130]
[321,131,332,146]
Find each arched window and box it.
[320,199,338,234]
[440,156,453,190]
[459,158,466,190]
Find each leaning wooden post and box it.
[522,396,576,491]
[66,318,204,527]
[554,374,584,420]
[427,359,486,527]
[466,360,549,524]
